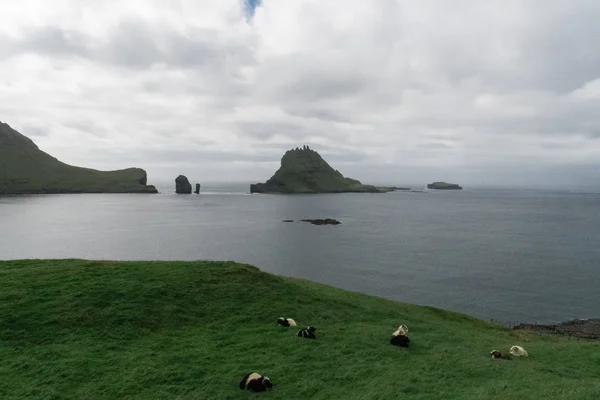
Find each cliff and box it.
[0,121,158,194]
[250,146,394,194]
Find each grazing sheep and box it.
[392,324,409,337]
[509,345,529,357]
[297,326,317,339]
[277,317,297,327]
[239,372,273,392]
[390,324,410,347]
[490,350,511,360]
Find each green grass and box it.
[1,260,599,399]
[0,122,157,194]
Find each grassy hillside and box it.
[0,122,157,194]
[1,260,599,399]
[250,146,392,193]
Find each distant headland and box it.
[0,121,158,194]
[250,146,398,194]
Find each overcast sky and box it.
[1,0,600,188]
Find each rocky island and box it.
[427,181,463,190]
[175,175,192,194]
[0,121,158,194]
[250,146,396,194]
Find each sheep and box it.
[297,326,317,339]
[239,372,273,392]
[277,317,297,327]
[509,345,529,357]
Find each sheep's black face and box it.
[263,378,273,389]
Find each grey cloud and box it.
[416,142,454,150]
[281,106,353,124]
[234,121,304,141]
[20,27,88,57]
[0,20,256,72]
[82,147,283,165]
[63,121,108,138]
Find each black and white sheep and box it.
[297,326,317,339]
[239,372,274,392]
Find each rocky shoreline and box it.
[513,318,600,340]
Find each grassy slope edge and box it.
[0,260,598,400]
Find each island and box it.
[427,181,463,190]
[250,146,396,194]
[0,121,158,194]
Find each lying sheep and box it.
[297,326,317,339]
[277,317,297,327]
[239,372,273,392]
[509,345,529,357]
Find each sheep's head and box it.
[490,350,502,359]
[262,377,273,389]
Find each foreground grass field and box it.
[1,260,599,399]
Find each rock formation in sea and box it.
[194,183,201,194]
[514,318,600,340]
[301,218,342,225]
[427,182,463,190]
[175,175,192,194]
[250,146,396,194]
[0,120,158,194]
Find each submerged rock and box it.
[175,175,192,194]
[301,218,341,226]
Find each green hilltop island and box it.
[427,181,463,190]
[0,121,158,194]
[250,145,398,194]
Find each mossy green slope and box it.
[250,146,392,193]
[0,122,157,194]
[1,259,599,399]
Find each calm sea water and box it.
[1,183,599,324]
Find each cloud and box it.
[0,0,599,188]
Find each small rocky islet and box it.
[282,218,342,225]
[427,181,463,190]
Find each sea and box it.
[1,182,599,325]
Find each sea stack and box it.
[175,175,192,194]
[194,183,201,194]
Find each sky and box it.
[1,0,600,189]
